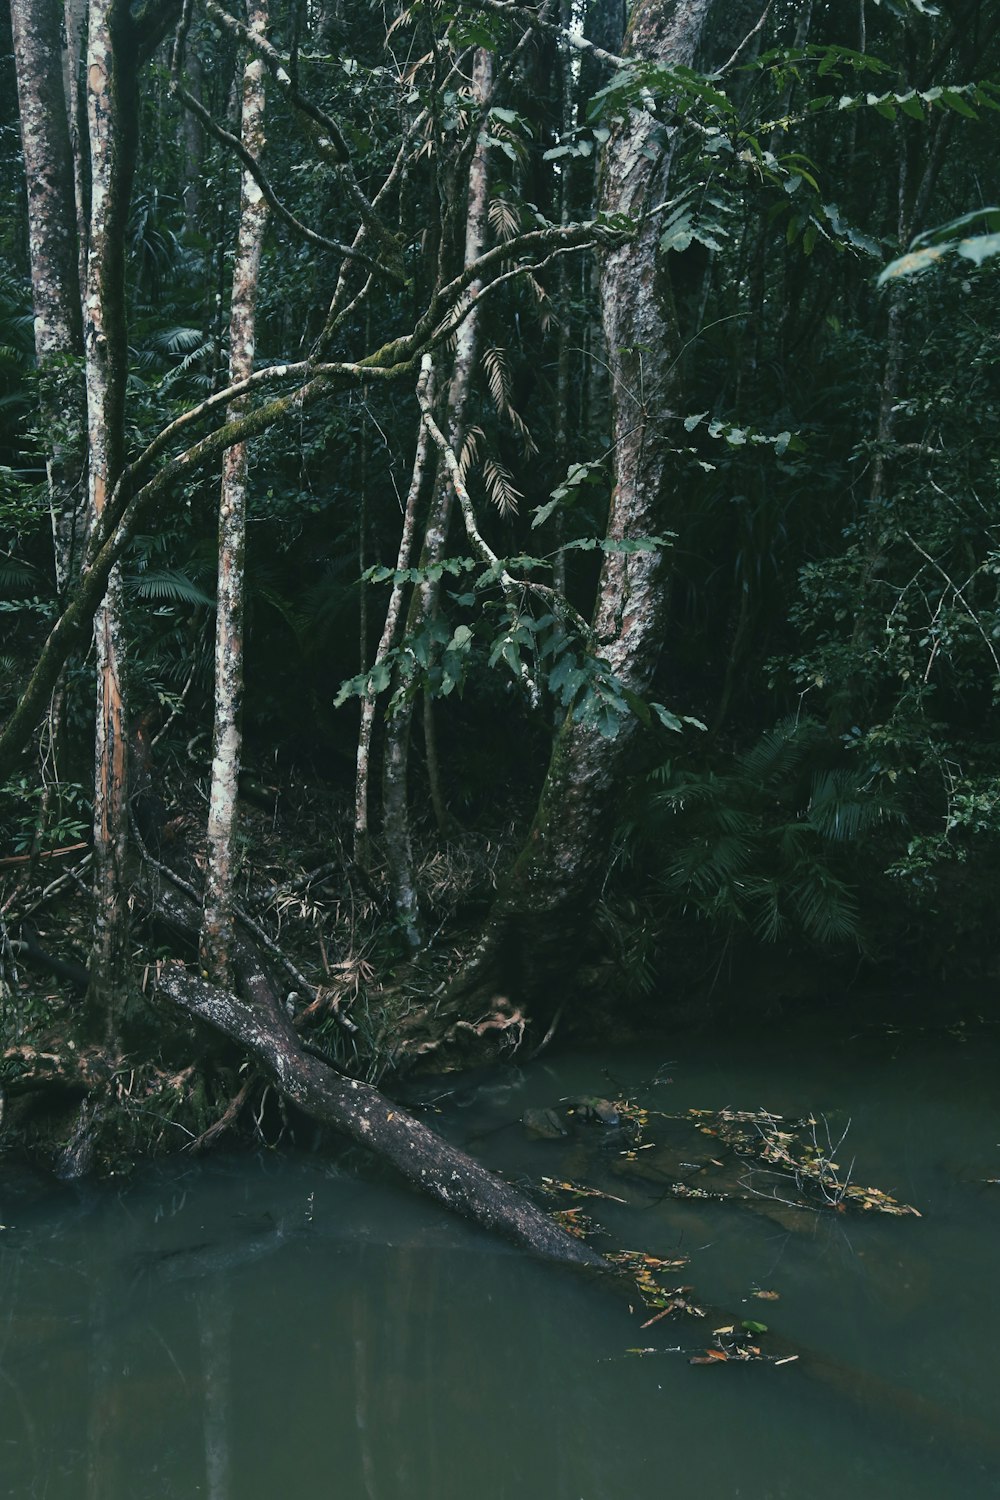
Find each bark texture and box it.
[438,0,715,1029]
[10,0,87,600]
[201,0,269,985]
[85,0,138,1025]
[353,371,432,866]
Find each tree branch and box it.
[170,82,404,282]
[202,0,401,265]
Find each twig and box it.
[712,2,772,78]
[0,842,88,868]
[171,83,401,281]
[904,531,1000,680]
[187,1075,257,1152]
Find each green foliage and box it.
[621,719,900,948]
[0,778,90,854]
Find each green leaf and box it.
[651,703,683,732]
[897,92,924,120]
[940,88,977,117]
[447,624,473,652]
[878,210,1000,282]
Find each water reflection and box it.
[2,1022,1000,1499]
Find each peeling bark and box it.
[11,0,88,805]
[201,0,269,986]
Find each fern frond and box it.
[131,568,214,606]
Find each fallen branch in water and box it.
[154,960,609,1272]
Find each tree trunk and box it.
[201,0,269,986]
[353,374,432,868]
[439,0,715,1030]
[380,46,495,942]
[11,0,88,819]
[84,0,138,1031]
[10,0,87,602]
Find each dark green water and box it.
[2,1016,999,1499]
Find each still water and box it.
[2,1014,999,1499]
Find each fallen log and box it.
[154,961,609,1273]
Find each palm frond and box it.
[482,457,522,516]
[148,325,205,356]
[458,425,484,476]
[130,568,215,606]
[807,768,900,840]
[488,197,521,242]
[787,863,860,944]
[0,560,37,592]
[738,714,813,786]
[482,346,511,416]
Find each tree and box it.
[199,0,269,985]
[436,0,715,1032]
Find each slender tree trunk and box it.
[85,0,138,1030]
[11,0,89,858]
[380,47,495,939]
[11,0,87,600]
[441,0,715,1026]
[201,0,269,985]
[353,376,432,867]
[63,0,90,300]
